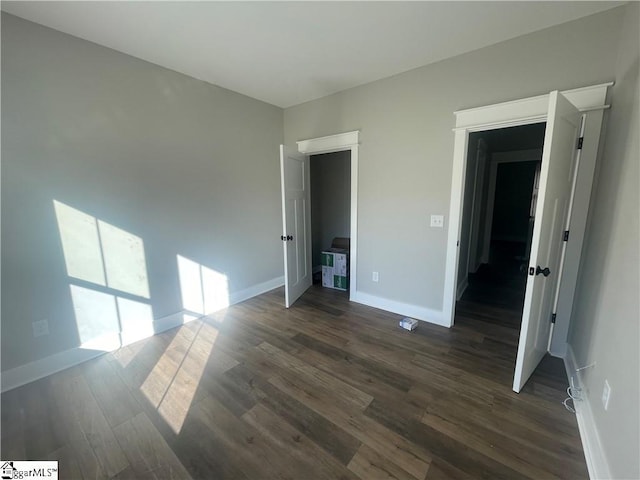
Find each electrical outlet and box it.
[602,380,611,411]
[372,272,379,282]
[430,215,444,228]
[32,318,49,337]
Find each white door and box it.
[280,145,312,308]
[513,92,582,393]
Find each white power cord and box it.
[563,386,580,413]
[563,362,594,413]
[563,396,576,413]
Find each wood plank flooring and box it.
[1,285,587,479]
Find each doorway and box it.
[444,85,610,393]
[310,151,351,292]
[457,124,545,330]
[280,131,360,307]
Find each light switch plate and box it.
[430,215,444,228]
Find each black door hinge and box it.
[551,313,557,324]
[576,137,584,150]
[563,230,570,242]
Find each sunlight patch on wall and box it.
[140,321,217,434]
[54,200,150,298]
[55,200,153,351]
[69,285,154,350]
[177,255,204,314]
[70,284,120,350]
[54,200,106,286]
[99,221,150,299]
[117,297,154,345]
[177,255,229,315]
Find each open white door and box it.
[513,92,582,393]
[280,145,312,308]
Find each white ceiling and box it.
[1,1,624,108]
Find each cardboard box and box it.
[399,317,419,331]
[321,248,349,291]
[321,266,333,288]
[331,237,350,251]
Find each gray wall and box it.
[311,151,351,268]
[285,6,638,474]
[568,3,640,478]
[1,14,284,371]
[284,7,624,310]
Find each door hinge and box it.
[563,230,570,242]
[576,137,584,150]
[551,313,557,324]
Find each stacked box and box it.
[321,248,349,291]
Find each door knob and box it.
[287,235,293,241]
[535,266,551,277]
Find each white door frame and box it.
[443,84,611,355]
[297,131,359,300]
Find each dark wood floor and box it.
[1,284,587,479]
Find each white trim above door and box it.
[297,131,359,300]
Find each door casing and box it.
[296,131,359,301]
[444,83,611,358]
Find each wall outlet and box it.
[32,318,49,337]
[602,379,611,411]
[372,271,379,282]
[430,215,444,228]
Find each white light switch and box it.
[430,215,444,228]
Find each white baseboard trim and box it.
[456,277,469,301]
[351,291,449,327]
[0,310,186,394]
[1,344,107,393]
[153,311,193,335]
[1,276,285,393]
[564,345,611,480]
[548,340,568,359]
[229,276,284,305]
